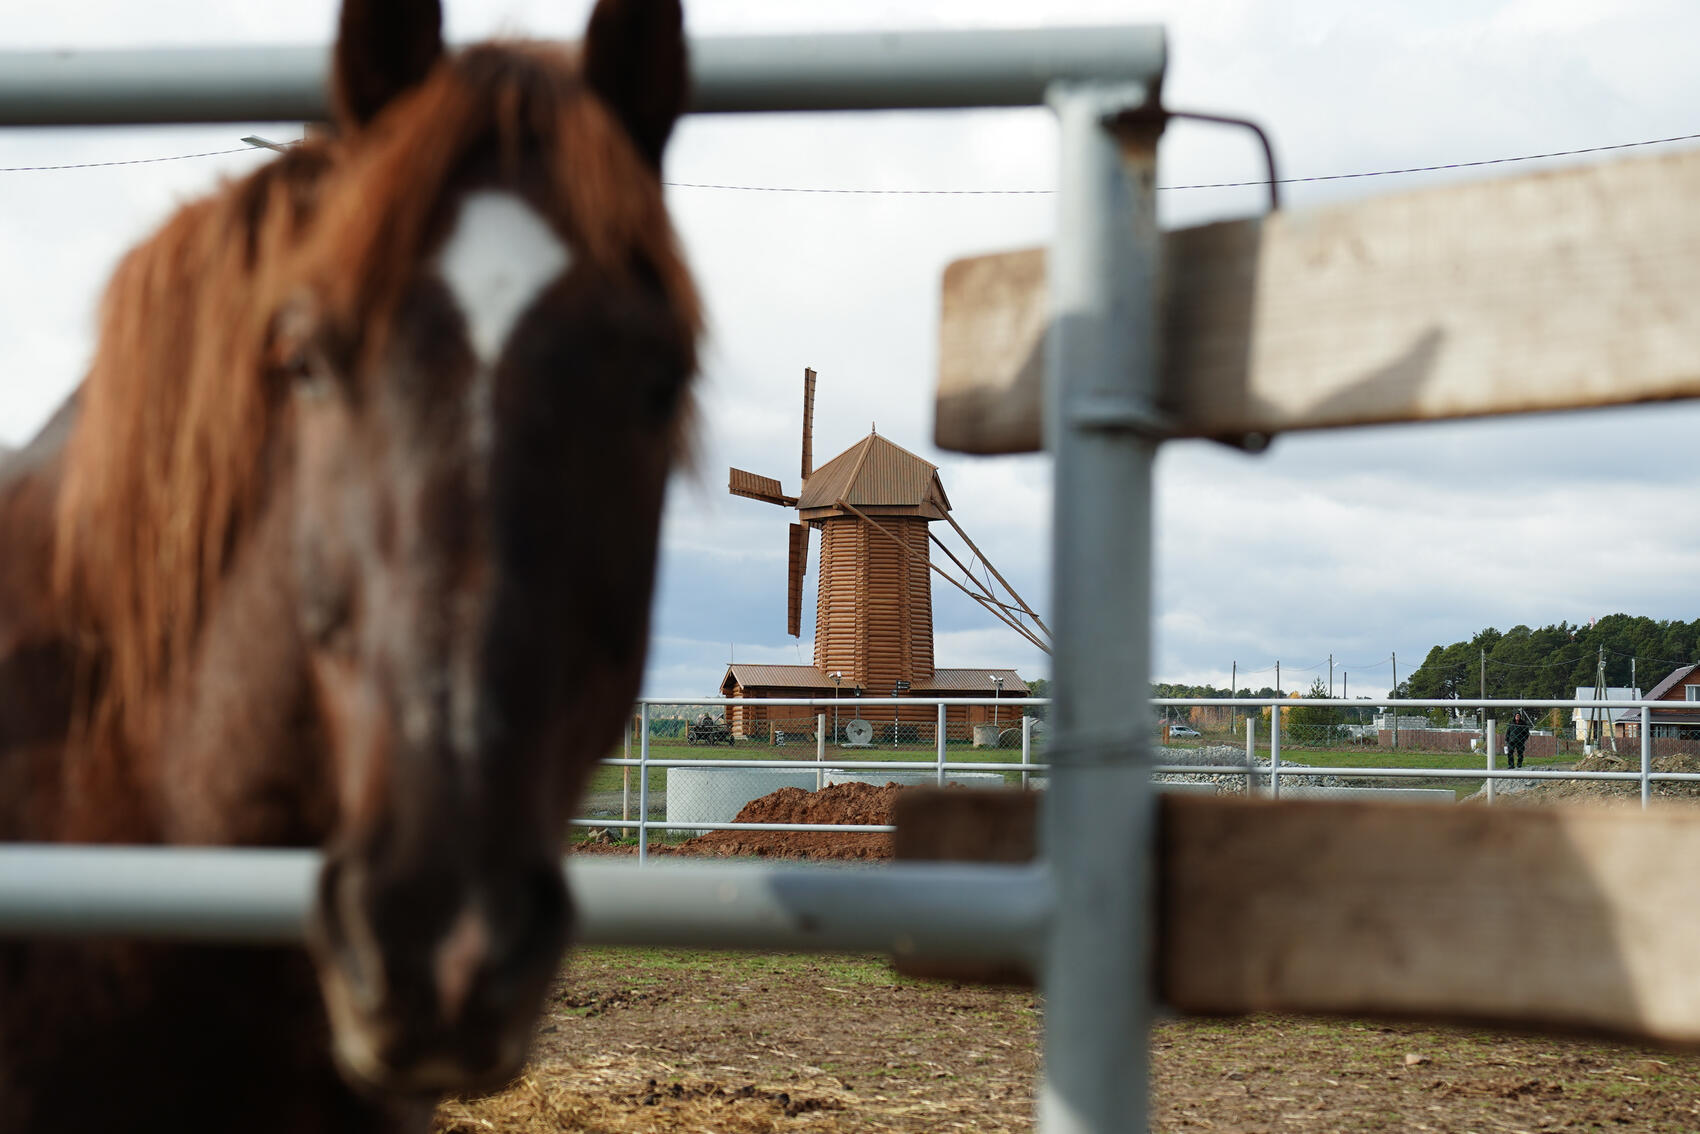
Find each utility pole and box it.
[1329,653,1334,697]
[1480,647,1487,732]
[1230,660,1237,732]
[1391,652,1398,750]
[1275,660,1281,697]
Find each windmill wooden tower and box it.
[729,368,951,694]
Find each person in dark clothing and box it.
[1506,709,1532,769]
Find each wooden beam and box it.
[837,498,1051,654]
[895,790,1700,1043]
[1167,795,1700,1043]
[938,512,1050,639]
[936,146,1700,454]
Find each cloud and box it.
[8,0,1700,712]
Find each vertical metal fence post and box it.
[1642,705,1652,809]
[1270,706,1282,801]
[1486,717,1497,806]
[638,702,651,865]
[1038,75,1163,1134]
[1245,716,1257,797]
[1021,715,1034,789]
[936,702,948,786]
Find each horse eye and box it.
[289,350,339,402]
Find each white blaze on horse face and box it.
[435,191,569,765]
[436,190,571,372]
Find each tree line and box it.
[1400,614,1700,705]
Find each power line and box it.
[1157,131,1700,192]
[0,146,258,173]
[4,129,1699,190]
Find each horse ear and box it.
[582,0,688,169]
[332,0,445,128]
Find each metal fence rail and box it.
[0,26,1164,125]
[0,845,1047,961]
[573,694,1699,849]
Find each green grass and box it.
[567,945,919,988]
[584,737,1045,795]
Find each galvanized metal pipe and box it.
[1486,717,1497,806]
[936,701,948,786]
[605,757,1042,773]
[1039,79,1161,1134]
[638,702,652,865]
[0,848,1047,963]
[1642,705,1652,808]
[1022,715,1034,789]
[0,26,1165,126]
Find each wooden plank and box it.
[936,146,1700,453]
[1162,795,1700,1043]
[728,467,796,506]
[896,790,1700,1042]
[785,522,808,638]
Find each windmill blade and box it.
[801,367,817,481]
[729,467,796,506]
[786,522,810,638]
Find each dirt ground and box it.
[438,779,1700,1132]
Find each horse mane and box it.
[53,40,701,746]
[53,144,336,743]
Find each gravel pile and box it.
[1154,744,1354,796]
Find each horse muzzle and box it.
[306,851,570,1097]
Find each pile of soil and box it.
[576,781,906,861]
[1481,750,1700,806]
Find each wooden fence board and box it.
[896,791,1700,1041]
[936,146,1700,453]
[1163,795,1700,1042]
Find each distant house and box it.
[1614,664,1700,740]
[1572,686,1639,742]
[717,663,1029,741]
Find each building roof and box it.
[912,668,1030,694]
[1644,663,1700,703]
[719,664,1028,696]
[1571,686,1640,719]
[720,664,840,692]
[796,432,951,518]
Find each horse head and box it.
[280,0,697,1094]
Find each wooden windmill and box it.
[730,369,1046,700]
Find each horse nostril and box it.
[433,905,492,1026]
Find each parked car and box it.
[1167,724,1200,738]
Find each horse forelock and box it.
[309,42,700,372]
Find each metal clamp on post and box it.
[1064,96,1282,455]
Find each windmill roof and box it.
[797,433,951,515]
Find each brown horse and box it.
[0,0,698,1128]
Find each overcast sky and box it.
[4,0,1698,699]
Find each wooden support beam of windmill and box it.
[837,498,1051,655]
[934,146,1700,454]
